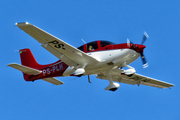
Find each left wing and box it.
[16,22,100,67]
[97,69,174,88]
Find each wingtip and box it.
[15,22,30,26]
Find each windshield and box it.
[100,40,115,47]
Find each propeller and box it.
[127,38,134,48]
[127,38,130,47]
[127,32,149,68]
[140,52,148,68]
[141,32,149,45]
[140,32,149,68]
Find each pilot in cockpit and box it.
[89,45,94,51]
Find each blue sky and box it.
[1,0,180,119]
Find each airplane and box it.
[8,22,174,91]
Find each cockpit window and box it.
[100,41,115,47]
[78,40,115,52]
[87,41,98,51]
[77,45,84,51]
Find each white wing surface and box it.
[8,63,42,75]
[16,22,100,67]
[97,69,174,88]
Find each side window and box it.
[87,41,98,51]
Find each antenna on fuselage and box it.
[81,39,86,44]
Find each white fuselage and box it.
[63,49,140,76]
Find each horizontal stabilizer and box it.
[8,63,42,75]
[42,77,64,85]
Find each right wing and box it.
[16,22,100,67]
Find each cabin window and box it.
[100,41,115,47]
[87,41,98,51]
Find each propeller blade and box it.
[127,38,130,47]
[141,32,149,45]
[140,52,148,68]
[127,38,134,47]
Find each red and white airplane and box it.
[8,22,174,91]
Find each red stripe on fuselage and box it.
[24,61,68,81]
[82,41,146,54]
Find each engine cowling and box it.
[105,82,120,91]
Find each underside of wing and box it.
[130,73,174,88]
[97,68,174,88]
[16,22,100,67]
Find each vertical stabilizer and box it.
[20,48,40,69]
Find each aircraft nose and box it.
[132,44,146,53]
[138,44,146,50]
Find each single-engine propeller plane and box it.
[8,22,174,91]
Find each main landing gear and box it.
[121,62,136,76]
[70,63,87,76]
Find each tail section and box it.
[8,63,64,85]
[20,48,40,69]
[19,48,50,81]
[8,48,67,85]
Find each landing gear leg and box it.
[88,75,91,83]
[122,62,136,75]
[105,72,120,91]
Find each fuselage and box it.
[63,48,140,76]
[23,40,145,81]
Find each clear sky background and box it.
[1,0,180,120]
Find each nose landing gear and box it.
[105,72,120,91]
